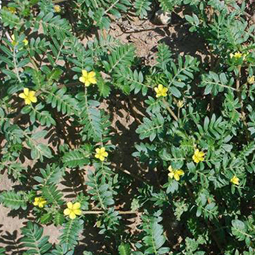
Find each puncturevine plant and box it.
[1,0,255,254]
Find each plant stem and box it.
[162,99,178,121]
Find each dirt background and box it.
[0,6,208,255]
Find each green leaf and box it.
[0,191,28,210]
[21,222,52,255]
[59,219,84,250]
[118,243,131,255]
[63,149,90,168]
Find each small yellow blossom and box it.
[230,52,242,59]
[3,6,16,14]
[64,202,82,219]
[19,88,37,105]
[230,175,239,185]
[33,197,47,208]
[154,84,168,98]
[168,166,184,181]
[95,147,108,161]
[192,149,205,164]
[23,39,28,46]
[11,34,17,46]
[79,70,97,87]
[177,100,184,108]
[54,5,61,13]
[11,35,28,46]
[247,76,255,84]
[230,51,247,60]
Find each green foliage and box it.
[118,243,131,255]
[0,248,5,255]
[73,0,131,29]
[41,184,64,207]
[51,244,74,255]
[59,219,84,250]
[0,191,28,210]
[136,114,165,141]
[62,147,90,168]
[103,44,135,73]
[86,170,114,210]
[141,211,169,255]
[1,0,255,254]
[200,71,235,96]
[134,0,152,18]
[21,222,52,255]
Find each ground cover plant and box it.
[1,0,255,254]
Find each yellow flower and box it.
[95,147,108,161]
[79,70,97,87]
[64,202,82,219]
[19,88,37,105]
[168,166,184,181]
[11,34,17,46]
[230,175,239,185]
[230,51,247,60]
[247,76,255,84]
[177,100,184,108]
[23,39,28,46]
[5,6,16,14]
[54,5,61,13]
[154,84,168,98]
[11,35,28,46]
[33,197,47,208]
[192,149,205,164]
[230,52,242,59]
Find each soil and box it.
[0,7,207,255]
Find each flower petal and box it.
[174,173,180,181]
[69,212,76,219]
[73,209,82,215]
[89,77,97,84]
[23,39,28,46]
[29,91,35,97]
[88,71,96,78]
[192,155,199,163]
[85,81,91,87]
[168,172,174,179]
[67,202,73,209]
[19,93,25,99]
[73,202,81,210]
[30,97,37,103]
[79,77,85,83]
[82,70,88,76]
[99,156,105,161]
[64,208,70,215]
[177,170,184,176]
[23,88,29,96]
[24,98,31,105]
